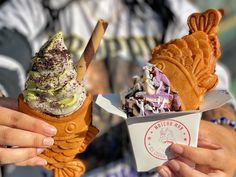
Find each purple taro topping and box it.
[121,63,181,117]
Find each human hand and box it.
[157,144,236,177]
[157,120,236,177]
[0,98,57,166]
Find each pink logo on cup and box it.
[144,119,190,160]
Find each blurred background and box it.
[0,0,236,177]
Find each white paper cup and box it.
[126,113,201,171]
[95,90,231,171]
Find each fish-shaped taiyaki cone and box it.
[17,30,103,177]
[17,19,108,177]
[18,93,99,177]
[149,9,223,110]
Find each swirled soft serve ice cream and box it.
[122,63,181,117]
[23,32,86,116]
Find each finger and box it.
[0,98,18,110]
[0,147,45,165]
[170,144,226,169]
[195,165,212,174]
[16,156,47,166]
[176,156,195,168]
[167,160,207,177]
[157,157,195,177]
[198,138,221,150]
[0,125,54,147]
[0,107,57,136]
[157,165,174,177]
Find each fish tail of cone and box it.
[187,9,222,35]
[41,156,86,177]
[187,9,222,58]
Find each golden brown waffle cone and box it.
[18,93,99,177]
[149,9,223,110]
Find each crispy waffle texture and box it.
[18,94,99,177]
[150,9,223,110]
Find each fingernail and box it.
[44,124,57,136]
[171,144,184,154]
[37,148,45,154]
[158,169,169,177]
[43,137,54,146]
[36,159,47,166]
[168,160,180,172]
